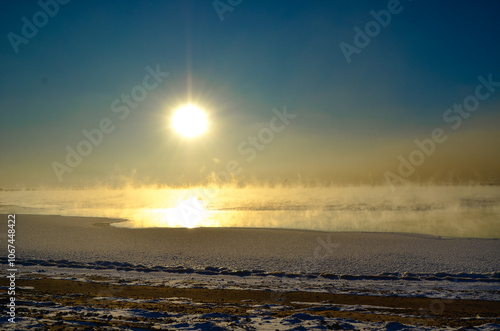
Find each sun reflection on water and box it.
[117,196,211,228]
[0,186,499,237]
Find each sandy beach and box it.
[2,275,499,330]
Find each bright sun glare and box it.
[172,105,208,138]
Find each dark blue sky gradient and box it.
[1,0,499,186]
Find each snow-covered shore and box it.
[2,214,499,329]
[4,214,498,299]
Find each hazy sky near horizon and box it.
[0,0,499,188]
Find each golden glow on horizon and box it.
[172,196,208,228]
[172,105,208,138]
[128,196,209,228]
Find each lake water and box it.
[1,185,499,238]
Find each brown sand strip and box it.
[8,277,500,328]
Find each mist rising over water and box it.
[1,185,499,238]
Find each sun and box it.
[172,105,208,138]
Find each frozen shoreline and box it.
[2,214,499,329]
[9,214,499,273]
[3,214,499,301]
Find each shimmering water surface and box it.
[1,185,499,238]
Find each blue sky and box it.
[1,0,499,187]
